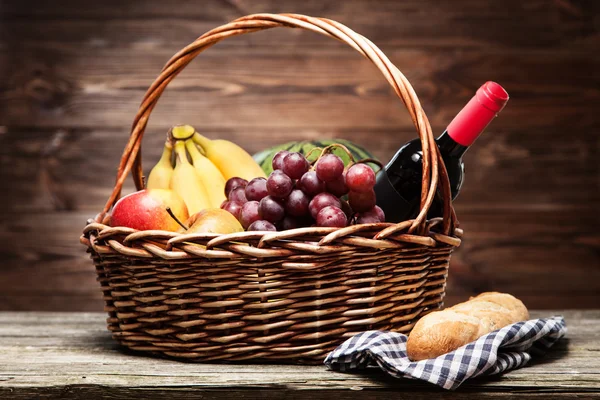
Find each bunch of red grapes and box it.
[221,150,385,231]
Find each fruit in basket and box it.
[146,141,174,190]
[309,192,341,219]
[316,154,344,182]
[220,201,243,220]
[316,205,347,228]
[282,152,309,179]
[110,189,189,232]
[192,132,267,181]
[325,172,349,197]
[224,177,248,197]
[170,140,212,214]
[228,186,248,204]
[259,196,285,223]
[247,220,277,232]
[181,208,243,234]
[266,170,293,199]
[346,163,376,193]
[349,189,376,213]
[284,189,309,217]
[272,150,289,171]
[185,139,227,207]
[354,205,385,224]
[253,139,379,176]
[221,146,384,231]
[298,171,325,196]
[239,201,261,229]
[245,177,268,201]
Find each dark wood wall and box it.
[0,0,598,311]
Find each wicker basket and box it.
[81,13,461,364]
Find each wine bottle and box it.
[374,81,509,222]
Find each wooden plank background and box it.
[0,0,598,311]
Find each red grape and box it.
[355,206,385,224]
[346,163,376,193]
[228,186,247,203]
[239,201,261,229]
[224,177,248,197]
[309,192,341,219]
[285,189,309,217]
[267,170,293,199]
[326,172,349,197]
[272,150,290,171]
[221,201,243,220]
[349,189,376,213]
[283,152,309,179]
[245,177,268,201]
[372,205,385,222]
[259,196,285,223]
[298,171,325,196]
[279,215,299,231]
[316,206,347,228]
[247,220,277,232]
[315,154,344,182]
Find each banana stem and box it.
[171,125,196,140]
[159,140,173,165]
[192,132,211,153]
[184,139,203,164]
[173,141,191,165]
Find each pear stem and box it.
[166,207,188,231]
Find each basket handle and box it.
[100,13,457,235]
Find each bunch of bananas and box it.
[146,125,266,215]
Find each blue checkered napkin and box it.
[324,316,567,390]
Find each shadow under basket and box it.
[81,13,462,364]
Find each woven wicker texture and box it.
[82,13,461,363]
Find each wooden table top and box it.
[1,310,598,399]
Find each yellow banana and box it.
[170,140,211,215]
[185,139,227,208]
[192,133,267,181]
[146,140,174,190]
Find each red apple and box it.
[110,189,189,232]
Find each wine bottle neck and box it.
[436,130,468,158]
[445,81,509,146]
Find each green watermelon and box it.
[253,139,379,176]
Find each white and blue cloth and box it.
[325,316,567,390]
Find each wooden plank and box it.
[1,0,598,51]
[0,310,597,399]
[1,48,598,130]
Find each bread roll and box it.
[406,292,529,361]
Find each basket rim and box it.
[82,217,461,262]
